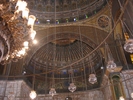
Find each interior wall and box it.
[36,90,104,100]
[101,70,133,100]
[0,80,31,100]
[0,80,104,100]
[0,71,132,100]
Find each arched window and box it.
[111,75,125,100]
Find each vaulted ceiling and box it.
[2,0,131,94]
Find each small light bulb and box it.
[28,15,36,27]
[23,41,29,49]
[74,18,76,21]
[131,92,133,98]
[30,30,36,40]
[47,19,50,22]
[119,96,125,100]
[101,66,104,69]
[29,90,37,99]
[23,71,26,75]
[33,40,38,44]
[22,8,29,19]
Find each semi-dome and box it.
[26,30,105,93]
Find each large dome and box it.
[27,0,103,12]
[26,0,108,24]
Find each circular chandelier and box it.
[0,0,36,64]
[49,88,56,96]
[124,39,133,53]
[104,43,117,72]
[68,83,77,93]
[106,60,116,72]
[88,74,97,84]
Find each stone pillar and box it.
[120,70,133,100]
[113,19,128,67]
[0,80,31,100]
[101,75,113,100]
[114,21,123,39]
[115,33,128,66]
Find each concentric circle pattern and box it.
[29,40,101,75]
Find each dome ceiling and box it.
[29,40,100,71]
[24,24,113,94]
[27,32,103,93]
[25,0,108,24]
[28,39,102,94]
[27,0,99,12]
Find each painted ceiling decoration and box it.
[25,0,108,24]
[26,26,111,93]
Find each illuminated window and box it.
[130,54,133,63]
[111,75,125,100]
[124,33,129,40]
